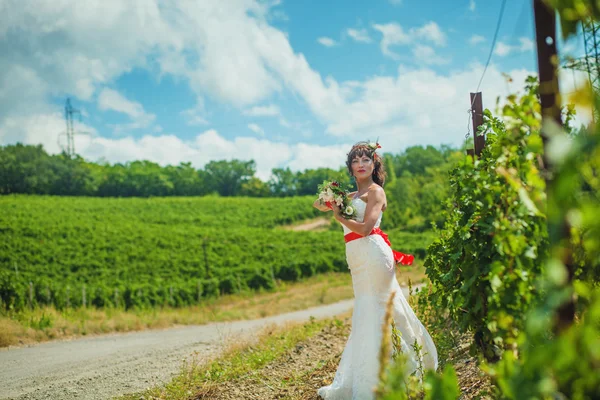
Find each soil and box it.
[194,315,351,400]
[284,218,331,232]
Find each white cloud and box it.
[518,37,535,52]
[0,117,299,180]
[180,108,209,126]
[373,23,411,59]
[469,34,485,45]
[560,40,579,56]
[412,45,451,65]
[2,122,344,180]
[248,123,265,136]
[0,0,296,117]
[0,112,97,155]
[317,64,538,152]
[97,89,155,124]
[243,104,281,117]
[373,22,446,59]
[97,88,156,133]
[494,38,535,57]
[414,22,446,46]
[5,0,592,178]
[181,100,209,126]
[494,42,513,57]
[242,104,306,133]
[0,0,177,119]
[347,28,372,43]
[469,0,476,12]
[317,37,337,47]
[3,65,592,181]
[286,142,349,172]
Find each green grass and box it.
[0,195,348,310]
[115,283,465,400]
[1,267,427,348]
[1,195,436,313]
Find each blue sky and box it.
[0,0,588,179]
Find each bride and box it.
[314,141,438,400]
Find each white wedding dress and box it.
[317,198,438,400]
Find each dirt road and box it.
[284,217,331,231]
[0,286,412,400]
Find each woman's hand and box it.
[313,198,332,212]
[334,186,386,236]
[330,202,343,220]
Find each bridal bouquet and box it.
[317,180,356,219]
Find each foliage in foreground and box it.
[424,77,551,360]
[383,6,600,391]
[488,67,600,398]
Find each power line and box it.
[474,0,509,95]
[497,0,536,61]
[465,0,509,140]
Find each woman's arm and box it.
[333,187,385,236]
[313,198,332,212]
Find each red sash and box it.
[344,227,414,266]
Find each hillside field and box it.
[0,195,433,311]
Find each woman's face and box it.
[351,153,374,180]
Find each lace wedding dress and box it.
[317,198,438,400]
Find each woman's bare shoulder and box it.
[367,184,385,196]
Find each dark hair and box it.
[346,141,387,187]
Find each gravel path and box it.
[0,286,412,400]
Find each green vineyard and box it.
[0,195,432,311]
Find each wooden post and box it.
[235,275,242,294]
[203,238,210,278]
[29,282,34,309]
[470,92,485,158]
[534,0,562,172]
[533,0,574,331]
[270,266,277,287]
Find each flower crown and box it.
[367,141,381,157]
[347,140,382,161]
[368,142,381,151]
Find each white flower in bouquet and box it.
[316,180,356,218]
[319,191,332,202]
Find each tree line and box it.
[0,143,460,230]
[0,143,349,197]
